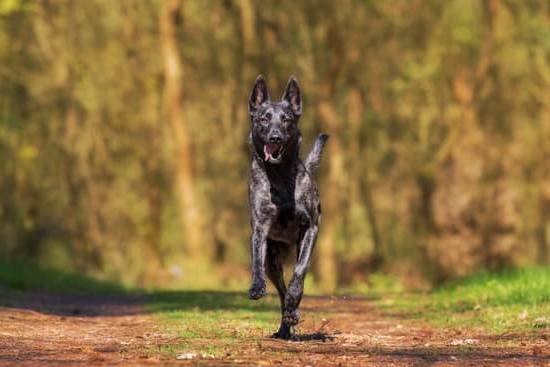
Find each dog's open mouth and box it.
[264,143,284,162]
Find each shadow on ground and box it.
[0,258,381,318]
[0,288,284,317]
[0,258,283,317]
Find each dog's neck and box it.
[252,136,300,207]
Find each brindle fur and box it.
[247,75,328,339]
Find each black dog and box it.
[247,75,328,339]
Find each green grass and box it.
[0,257,127,295]
[382,266,550,333]
[436,266,549,306]
[148,291,281,357]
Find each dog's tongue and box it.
[264,144,281,161]
[266,144,280,154]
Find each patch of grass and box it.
[148,290,280,358]
[0,257,127,295]
[436,266,549,307]
[382,266,550,333]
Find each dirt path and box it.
[0,292,548,366]
[0,291,172,365]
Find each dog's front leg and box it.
[283,224,318,328]
[249,224,269,300]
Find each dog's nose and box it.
[269,134,282,144]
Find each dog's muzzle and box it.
[264,143,284,163]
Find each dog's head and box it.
[248,75,302,164]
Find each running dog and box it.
[247,75,328,339]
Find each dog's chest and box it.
[251,161,314,245]
[267,184,300,245]
[268,207,299,245]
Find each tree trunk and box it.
[315,83,342,292]
[348,87,383,266]
[160,0,211,260]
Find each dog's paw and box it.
[282,309,300,326]
[271,325,294,340]
[248,283,266,300]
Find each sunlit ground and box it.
[1,258,547,359]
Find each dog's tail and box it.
[305,133,329,173]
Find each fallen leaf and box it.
[176,352,197,360]
[450,338,479,346]
[518,310,529,320]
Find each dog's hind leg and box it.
[283,224,318,330]
[266,240,292,339]
[266,240,287,306]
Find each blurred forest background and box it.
[0,0,548,291]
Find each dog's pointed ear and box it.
[249,75,270,115]
[282,76,302,116]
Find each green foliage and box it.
[0,0,548,288]
[0,0,24,15]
